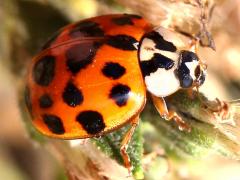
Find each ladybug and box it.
[25,14,207,172]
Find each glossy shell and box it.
[25,14,152,139]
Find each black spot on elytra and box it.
[70,21,104,38]
[33,55,55,86]
[144,31,177,52]
[109,84,131,106]
[41,30,61,50]
[24,86,32,115]
[39,94,53,108]
[123,14,142,19]
[112,16,134,25]
[102,62,126,79]
[175,51,199,88]
[62,81,83,107]
[76,111,105,134]
[43,114,65,134]
[140,53,175,76]
[66,41,102,74]
[106,35,138,51]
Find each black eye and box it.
[181,75,193,88]
[194,65,206,86]
[195,65,201,78]
[199,73,206,85]
[198,71,206,85]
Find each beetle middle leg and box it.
[120,116,139,175]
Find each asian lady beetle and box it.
[25,14,207,172]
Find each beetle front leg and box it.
[151,94,191,132]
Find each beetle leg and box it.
[120,116,139,175]
[187,88,195,99]
[151,94,191,132]
[195,87,229,119]
[202,97,230,120]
